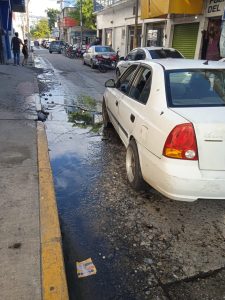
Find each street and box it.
[35,48,225,300]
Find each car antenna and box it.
[203,60,209,65]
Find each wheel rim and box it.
[126,146,135,183]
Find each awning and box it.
[141,0,204,19]
[11,0,26,13]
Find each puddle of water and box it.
[35,57,127,299]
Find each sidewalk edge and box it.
[37,121,69,300]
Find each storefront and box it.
[105,28,112,46]
[202,0,225,60]
[172,22,200,58]
[127,26,142,52]
[145,22,165,47]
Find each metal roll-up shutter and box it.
[172,23,199,59]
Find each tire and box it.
[90,60,95,69]
[49,51,52,54]
[116,68,120,78]
[102,100,111,128]
[126,139,144,190]
[83,59,86,65]
[58,51,61,54]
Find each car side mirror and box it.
[105,79,116,88]
[119,56,125,61]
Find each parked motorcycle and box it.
[97,53,118,73]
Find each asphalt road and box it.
[35,47,225,300]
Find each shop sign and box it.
[206,0,225,17]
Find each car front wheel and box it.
[116,68,120,78]
[90,60,95,69]
[126,139,144,190]
[102,100,111,128]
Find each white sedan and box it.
[102,59,225,202]
[116,47,184,78]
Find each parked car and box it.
[102,59,225,201]
[49,41,64,54]
[83,45,117,69]
[116,47,184,78]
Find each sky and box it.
[29,0,75,17]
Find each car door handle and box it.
[130,114,135,123]
[116,100,118,106]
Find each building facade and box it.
[0,0,27,63]
[95,0,225,60]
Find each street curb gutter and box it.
[37,122,69,300]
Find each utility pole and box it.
[80,0,83,45]
[133,0,138,49]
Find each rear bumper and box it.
[139,146,225,202]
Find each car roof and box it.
[133,47,178,51]
[141,59,225,70]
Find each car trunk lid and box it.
[170,107,225,171]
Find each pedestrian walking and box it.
[22,39,29,66]
[11,32,23,65]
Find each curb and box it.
[37,122,69,300]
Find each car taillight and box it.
[111,55,117,61]
[163,123,198,160]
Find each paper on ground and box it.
[76,258,97,278]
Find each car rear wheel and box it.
[102,100,111,128]
[49,51,52,54]
[126,139,144,190]
[83,59,86,65]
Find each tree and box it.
[30,19,50,39]
[46,8,60,31]
[69,0,96,30]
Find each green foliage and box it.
[46,8,60,31]
[77,94,96,110]
[30,19,50,39]
[68,111,93,126]
[69,0,96,30]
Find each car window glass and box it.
[135,50,146,60]
[129,67,152,104]
[95,46,114,52]
[127,50,137,61]
[116,65,139,95]
[167,69,225,107]
[149,49,183,59]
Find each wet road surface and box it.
[35,48,225,300]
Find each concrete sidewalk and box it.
[0,63,68,299]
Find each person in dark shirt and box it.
[11,32,23,65]
[22,39,29,66]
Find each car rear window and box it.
[166,69,225,107]
[149,49,183,59]
[51,41,60,45]
[95,46,114,52]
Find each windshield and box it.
[95,46,115,53]
[149,49,183,59]
[166,69,225,107]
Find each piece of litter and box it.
[76,258,97,278]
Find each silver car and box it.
[116,47,184,78]
[83,45,116,69]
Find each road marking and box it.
[37,122,69,300]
